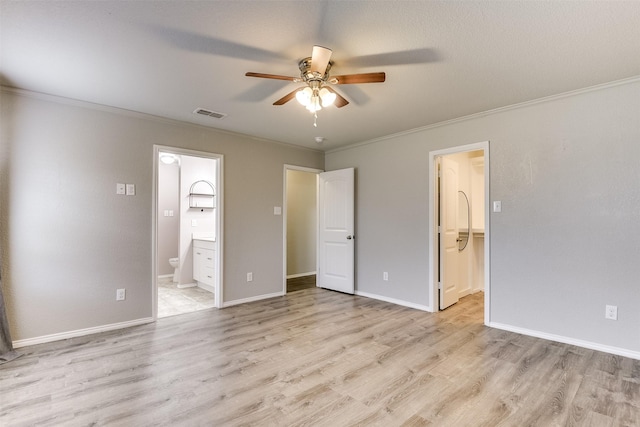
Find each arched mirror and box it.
[458,190,470,251]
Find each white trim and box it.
[355,291,430,312]
[428,141,490,321]
[326,75,640,155]
[282,164,323,295]
[153,145,224,315]
[13,317,154,349]
[197,283,215,293]
[287,271,317,279]
[177,282,197,289]
[222,292,284,308]
[488,322,640,361]
[458,288,472,299]
[157,274,173,279]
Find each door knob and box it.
[346,235,354,240]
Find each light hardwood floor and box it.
[1,289,639,426]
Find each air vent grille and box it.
[193,108,227,119]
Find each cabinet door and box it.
[200,249,215,285]
[193,249,203,281]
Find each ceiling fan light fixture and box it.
[306,96,322,112]
[319,87,336,107]
[296,87,312,106]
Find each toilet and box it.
[169,257,179,283]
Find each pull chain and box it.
[314,111,318,127]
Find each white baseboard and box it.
[177,282,197,289]
[157,274,173,279]
[458,288,471,299]
[13,317,155,349]
[355,290,431,312]
[488,321,640,361]
[222,291,284,308]
[286,271,316,279]
[197,282,215,293]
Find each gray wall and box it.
[0,89,323,342]
[286,170,317,276]
[157,160,179,276]
[326,79,640,354]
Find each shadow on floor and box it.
[287,275,316,293]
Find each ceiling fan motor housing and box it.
[299,57,332,83]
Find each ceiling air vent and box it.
[193,108,227,119]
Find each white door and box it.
[440,157,460,309]
[317,168,355,294]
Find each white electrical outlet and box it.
[605,305,617,320]
[383,272,389,281]
[247,272,253,282]
[116,288,126,301]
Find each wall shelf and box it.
[189,180,215,209]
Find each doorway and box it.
[283,165,322,293]
[153,145,223,319]
[428,142,490,323]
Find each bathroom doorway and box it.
[283,165,322,294]
[429,141,490,323]
[153,145,223,319]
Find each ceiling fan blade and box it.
[310,45,332,75]
[246,72,297,81]
[325,87,349,108]
[151,26,288,62]
[332,72,386,84]
[342,48,441,67]
[273,88,302,105]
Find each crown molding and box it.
[0,86,323,154]
[326,75,640,155]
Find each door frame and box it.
[152,145,224,318]
[282,164,323,294]
[428,141,490,324]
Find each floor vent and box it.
[193,108,227,119]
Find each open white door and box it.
[440,157,460,309]
[317,168,355,294]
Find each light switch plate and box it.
[116,183,126,195]
[493,201,502,212]
[126,184,135,196]
[274,206,282,215]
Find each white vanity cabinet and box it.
[193,239,215,291]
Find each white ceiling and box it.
[2,1,640,151]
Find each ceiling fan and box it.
[246,45,385,125]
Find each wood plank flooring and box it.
[1,289,639,426]
[286,275,316,293]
